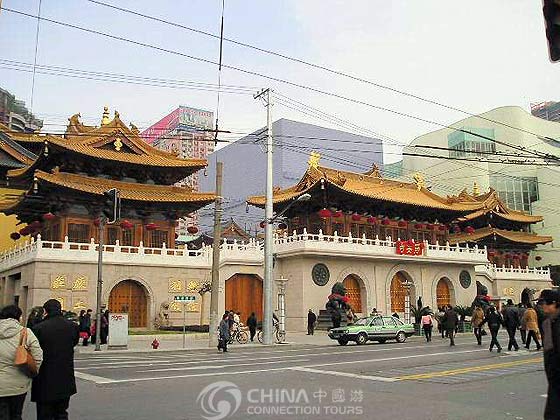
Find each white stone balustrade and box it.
[475,263,551,282]
[274,229,489,264]
[0,235,263,271]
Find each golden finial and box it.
[473,181,480,196]
[413,172,426,191]
[308,151,321,169]
[114,110,120,119]
[101,106,110,125]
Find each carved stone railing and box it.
[0,235,263,271]
[475,263,551,282]
[274,229,488,264]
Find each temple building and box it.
[247,155,553,330]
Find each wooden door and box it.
[225,275,263,322]
[390,273,406,313]
[436,279,451,309]
[109,280,147,328]
[343,275,362,313]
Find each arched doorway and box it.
[109,280,148,328]
[390,271,412,313]
[436,278,453,309]
[225,274,263,321]
[343,275,362,313]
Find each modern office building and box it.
[141,106,215,236]
[199,118,385,233]
[0,88,42,133]
[531,101,560,123]
[400,105,560,270]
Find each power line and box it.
[4,6,556,164]
[83,0,559,144]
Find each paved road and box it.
[23,332,548,420]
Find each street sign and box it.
[174,295,196,302]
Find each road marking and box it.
[75,371,117,384]
[301,348,488,369]
[395,358,541,380]
[137,358,310,373]
[289,367,398,382]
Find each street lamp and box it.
[275,276,288,343]
[403,280,413,325]
[268,193,311,224]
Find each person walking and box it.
[442,305,459,346]
[537,290,560,419]
[436,307,446,338]
[31,299,80,420]
[518,303,527,344]
[218,314,230,353]
[502,299,520,351]
[482,306,503,353]
[246,312,257,342]
[307,310,317,336]
[523,303,542,351]
[421,310,434,343]
[78,309,92,347]
[0,305,43,420]
[100,310,109,345]
[472,306,485,346]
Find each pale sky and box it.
[0,0,557,163]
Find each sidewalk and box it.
[75,331,336,355]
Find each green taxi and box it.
[328,315,415,346]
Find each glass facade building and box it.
[489,175,539,213]
[448,127,496,157]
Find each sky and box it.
[0,0,558,163]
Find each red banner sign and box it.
[396,240,424,256]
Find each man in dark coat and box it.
[246,312,257,342]
[538,290,560,420]
[442,305,459,346]
[307,309,317,335]
[502,299,520,351]
[32,299,80,420]
[482,306,503,353]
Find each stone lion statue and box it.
[155,301,170,329]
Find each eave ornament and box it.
[308,151,321,169]
[412,173,426,191]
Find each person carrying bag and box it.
[0,305,43,420]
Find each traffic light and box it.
[102,188,120,224]
[543,0,560,62]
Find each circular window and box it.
[459,270,472,289]
[312,263,330,286]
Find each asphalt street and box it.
[21,332,548,420]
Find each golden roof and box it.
[2,111,207,179]
[0,137,35,166]
[449,189,542,223]
[29,170,216,203]
[449,226,552,245]
[248,165,477,212]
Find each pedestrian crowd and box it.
[0,299,81,419]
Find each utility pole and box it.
[94,217,105,351]
[255,88,274,345]
[209,161,223,347]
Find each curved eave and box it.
[449,227,553,245]
[458,209,543,224]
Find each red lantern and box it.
[398,220,407,228]
[536,256,542,261]
[367,216,377,224]
[332,210,343,218]
[259,221,266,229]
[187,226,199,234]
[465,226,475,234]
[42,212,55,221]
[19,226,30,236]
[120,220,133,230]
[438,224,446,231]
[453,225,461,233]
[93,218,101,227]
[381,218,391,226]
[414,223,423,229]
[278,222,288,230]
[427,224,435,230]
[10,232,20,241]
[488,250,496,257]
[31,220,42,229]
[504,253,512,259]
[145,223,158,231]
[351,214,361,222]
[512,254,520,260]
[318,209,332,218]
